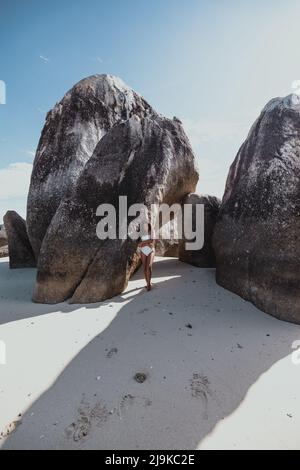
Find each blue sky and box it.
[1,0,300,220]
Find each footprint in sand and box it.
[118,394,152,419]
[65,399,109,442]
[190,373,212,419]
[106,347,118,358]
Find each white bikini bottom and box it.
[139,246,154,257]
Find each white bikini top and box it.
[141,234,151,241]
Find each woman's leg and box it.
[146,251,155,290]
[141,253,149,288]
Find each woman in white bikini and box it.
[138,223,155,291]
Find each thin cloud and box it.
[182,118,249,147]
[39,54,50,63]
[90,56,103,64]
[0,162,32,223]
[181,117,253,199]
[0,162,32,200]
[25,150,36,159]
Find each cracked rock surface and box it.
[29,77,198,304]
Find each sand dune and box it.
[0,256,300,449]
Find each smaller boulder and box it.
[4,211,36,269]
[179,194,221,268]
[0,225,7,248]
[0,245,8,258]
[155,219,179,257]
[155,239,179,257]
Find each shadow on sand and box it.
[1,257,300,449]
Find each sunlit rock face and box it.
[0,224,8,259]
[33,112,199,304]
[27,74,154,259]
[155,219,179,258]
[155,240,179,258]
[0,246,8,258]
[213,94,300,324]
[0,225,7,248]
[4,211,36,268]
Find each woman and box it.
[138,223,155,291]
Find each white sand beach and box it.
[0,256,300,450]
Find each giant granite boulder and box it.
[33,114,199,304]
[179,194,220,267]
[213,94,300,323]
[4,211,36,268]
[27,75,154,259]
